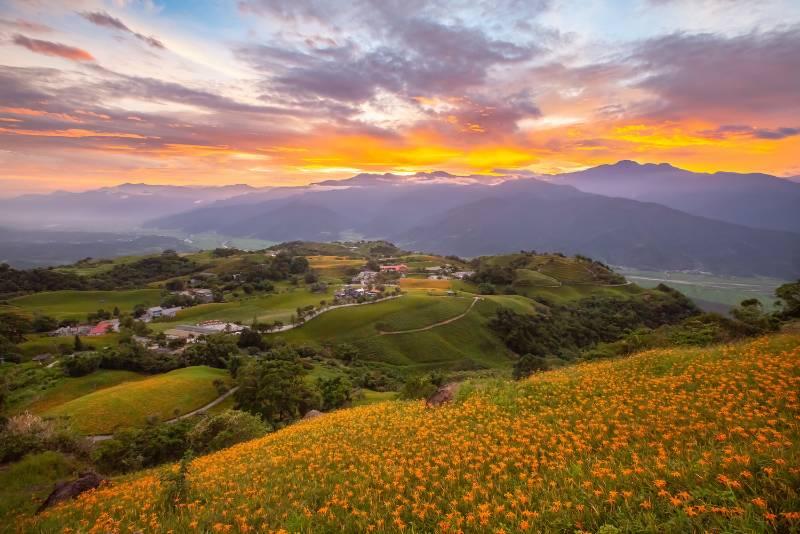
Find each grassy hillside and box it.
[25,333,800,532]
[43,366,231,434]
[9,289,162,320]
[13,369,144,415]
[279,295,515,370]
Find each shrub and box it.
[0,413,87,463]
[398,375,439,400]
[187,410,269,454]
[63,353,101,377]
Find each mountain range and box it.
[2,161,799,278]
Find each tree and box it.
[183,335,240,368]
[73,334,84,352]
[513,354,549,380]
[237,328,264,350]
[187,410,269,454]
[317,376,353,410]
[731,299,779,333]
[64,352,101,377]
[289,256,309,274]
[31,314,58,333]
[776,280,800,318]
[0,312,32,343]
[235,358,321,424]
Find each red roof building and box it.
[89,319,119,336]
[380,264,408,273]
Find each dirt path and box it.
[378,297,481,336]
[87,386,239,443]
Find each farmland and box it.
[25,332,800,533]
[43,366,231,434]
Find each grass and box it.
[0,452,85,525]
[13,369,145,415]
[282,297,513,370]
[9,289,162,321]
[352,389,398,406]
[16,332,121,359]
[24,332,800,533]
[43,366,231,434]
[149,288,333,331]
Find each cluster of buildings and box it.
[164,320,245,341]
[53,319,121,337]
[334,286,382,300]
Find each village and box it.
[33,259,475,354]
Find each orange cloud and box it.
[12,34,94,62]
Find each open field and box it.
[9,289,162,320]
[14,369,145,415]
[26,332,800,533]
[399,278,452,290]
[617,268,786,312]
[149,288,333,331]
[307,255,364,277]
[43,366,231,434]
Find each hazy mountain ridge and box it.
[557,161,800,233]
[0,227,193,269]
[145,177,800,278]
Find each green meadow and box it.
[9,289,162,321]
[44,366,231,434]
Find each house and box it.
[453,271,475,280]
[380,264,408,273]
[425,266,443,273]
[89,319,120,336]
[142,306,182,322]
[53,325,91,337]
[165,321,243,340]
[180,288,214,303]
[31,353,53,365]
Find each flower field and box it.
[20,334,800,533]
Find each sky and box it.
[1,0,799,196]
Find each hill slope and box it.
[25,333,800,532]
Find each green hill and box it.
[43,366,231,434]
[24,332,800,533]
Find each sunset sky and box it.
[1,0,799,196]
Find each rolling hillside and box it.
[24,332,800,532]
[43,366,231,435]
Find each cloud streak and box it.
[11,34,94,61]
[80,11,165,49]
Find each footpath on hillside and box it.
[378,297,481,335]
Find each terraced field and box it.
[9,289,162,321]
[44,366,231,434]
[307,255,364,277]
[513,268,560,287]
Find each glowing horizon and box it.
[1,0,799,197]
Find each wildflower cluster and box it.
[22,334,800,533]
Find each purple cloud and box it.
[80,11,165,49]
